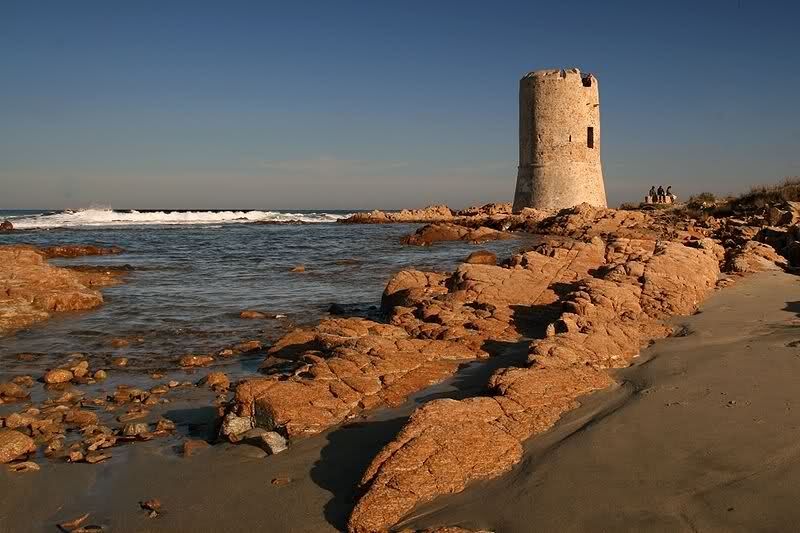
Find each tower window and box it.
[582,75,592,87]
[587,127,594,148]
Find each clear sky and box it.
[1,0,798,210]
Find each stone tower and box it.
[512,68,607,212]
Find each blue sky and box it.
[1,0,798,209]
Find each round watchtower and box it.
[512,68,607,212]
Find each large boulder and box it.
[725,241,787,273]
[0,220,13,232]
[463,250,496,265]
[382,270,449,312]
[0,245,108,336]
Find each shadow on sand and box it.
[309,336,533,530]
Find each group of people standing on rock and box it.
[646,185,676,204]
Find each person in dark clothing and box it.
[657,185,665,202]
[649,186,657,201]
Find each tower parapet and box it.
[512,68,607,212]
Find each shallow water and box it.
[0,214,533,388]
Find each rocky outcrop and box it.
[348,240,721,532]
[381,270,449,313]
[224,318,487,439]
[725,241,788,273]
[535,203,657,239]
[385,238,608,346]
[455,203,512,217]
[225,237,617,445]
[463,250,496,265]
[341,205,455,224]
[37,244,124,258]
[400,223,512,246]
[0,220,13,232]
[0,245,116,336]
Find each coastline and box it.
[3,271,797,532]
[400,269,800,532]
[1,199,798,532]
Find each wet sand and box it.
[0,341,528,533]
[401,270,800,532]
[4,271,799,532]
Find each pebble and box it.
[7,461,40,473]
[0,382,28,400]
[140,499,161,518]
[226,443,267,460]
[242,428,288,454]
[239,310,268,319]
[11,375,34,387]
[179,354,214,367]
[71,361,90,378]
[155,418,176,432]
[182,439,210,457]
[85,451,111,464]
[199,372,230,392]
[68,450,84,462]
[234,340,262,353]
[122,422,149,436]
[117,409,149,423]
[43,369,73,384]
[58,512,90,530]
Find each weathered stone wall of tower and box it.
[513,68,607,212]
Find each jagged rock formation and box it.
[37,244,124,258]
[400,223,512,246]
[341,202,532,227]
[222,201,793,532]
[341,205,455,224]
[222,318,488,439]
[223,237,609,440]
[0,245,123,336]
[348,239,721,532]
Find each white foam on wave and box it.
[10,208,351,229]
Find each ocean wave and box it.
[9,208,351,229]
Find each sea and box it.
[0,208,532,389]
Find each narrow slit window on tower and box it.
[587,127,594,148]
